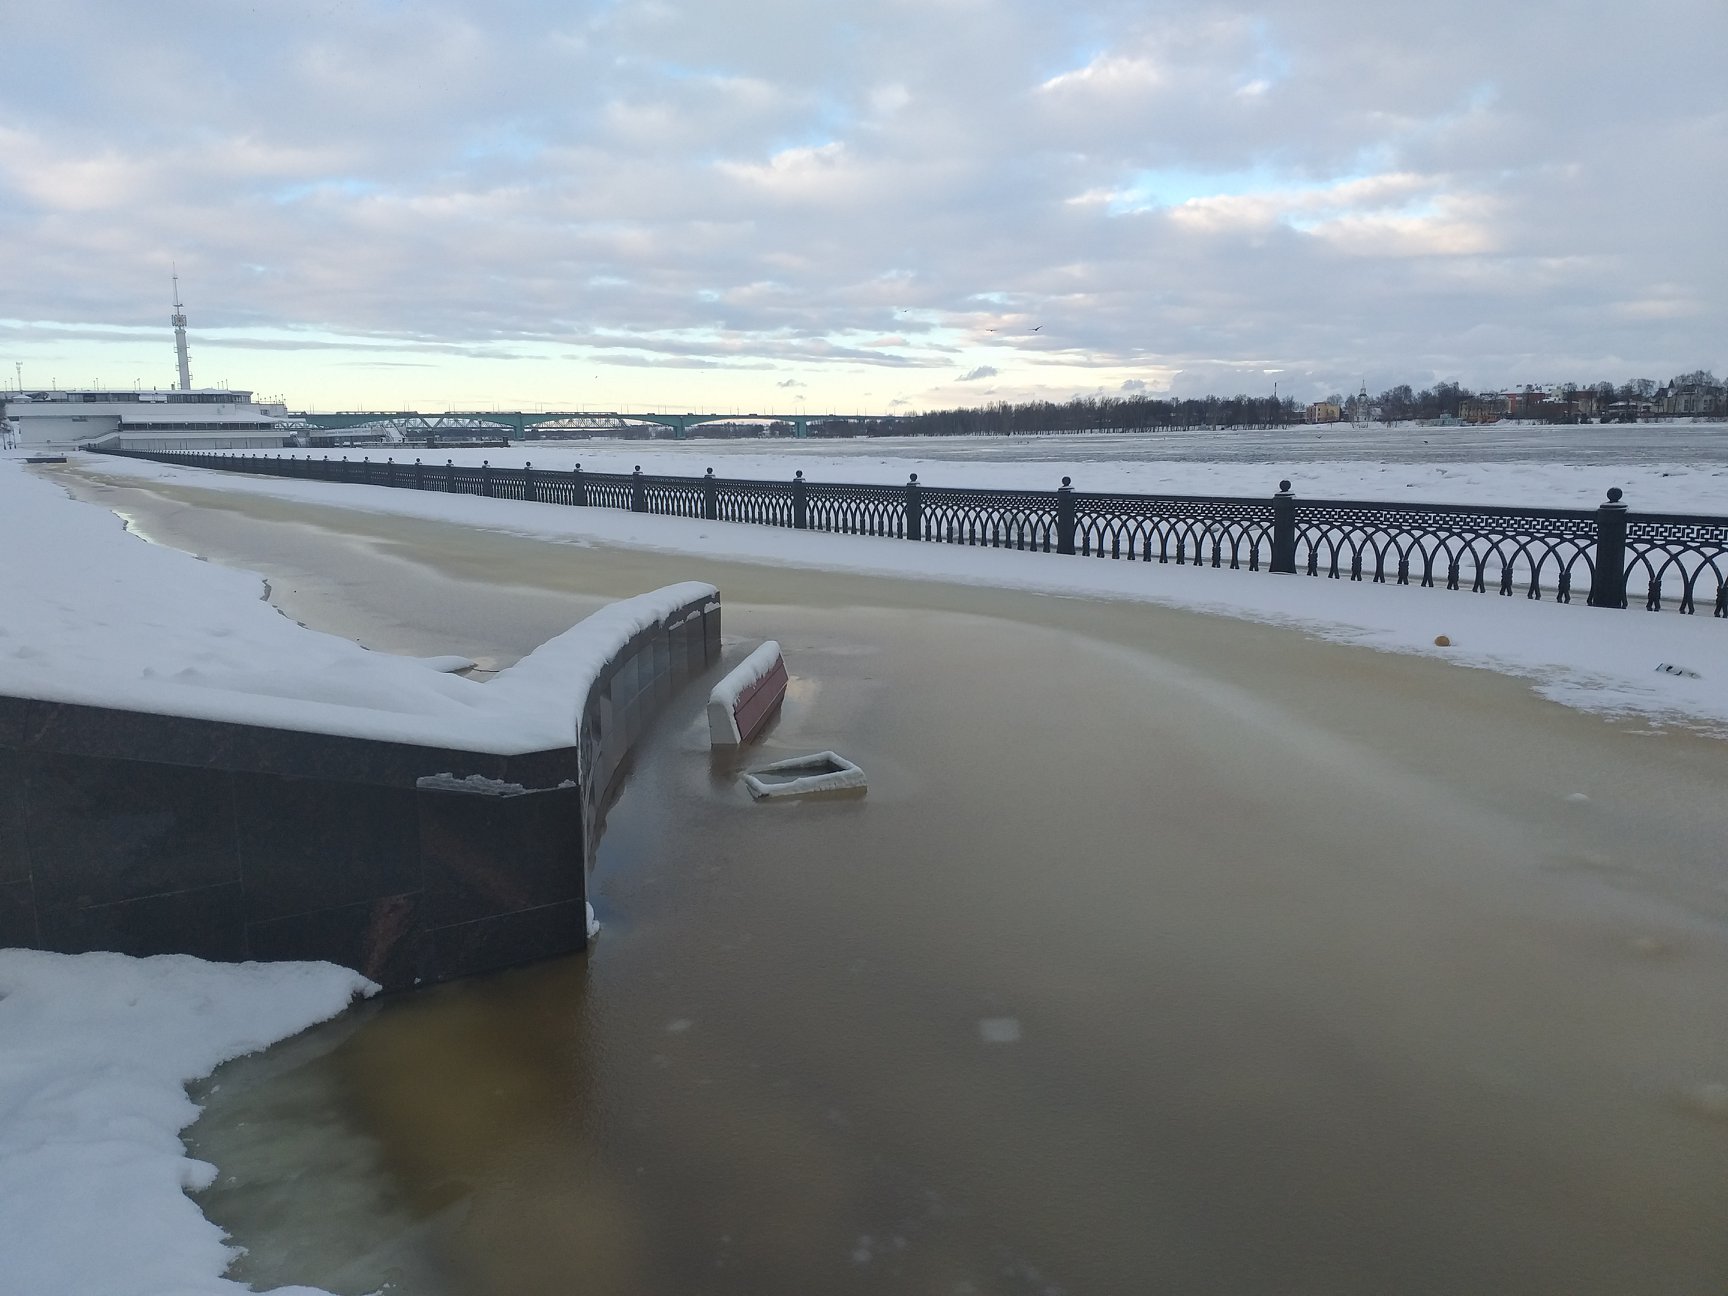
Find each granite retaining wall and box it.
[0,591,720,990]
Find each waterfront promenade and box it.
[46,458,1728,1295]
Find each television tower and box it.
[171,273,192,391]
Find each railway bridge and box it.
[292,409,903,442]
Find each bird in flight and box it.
[1030,325,1042,332]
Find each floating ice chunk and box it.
[415,772,530,796]
[978,1017,1022,1044]
[585,901,601,938]
[665,1018,694,1033]
[412,654,478,673]
[1566,792,1590,803]
[1655,662,1702,678]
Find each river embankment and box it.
[48,463,1728,1296]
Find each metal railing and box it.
[93,449,1728,617]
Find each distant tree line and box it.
[797,369,1723,437]
[815,393,1300,437]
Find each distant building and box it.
[1657,382,1725,417]
[3,388,291,452]
[1,279,293,451]
[1305,400,1341,424]
[1460,396,1509,423]
[1504,389,1546,418]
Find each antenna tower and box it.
[171,272,192,391]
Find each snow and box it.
[0,457,713,754]
[710,641,784,711]
[0,949,374,1296]
[68,443,1728,735]
[411,654,478,673]
[414,772,531,795]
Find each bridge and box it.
[290,409,905,441]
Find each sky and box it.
[0,0,1722,414]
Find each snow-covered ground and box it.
[0,459,711,752]
[0,950,373,1296]
[66,444,1728,735]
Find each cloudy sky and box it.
[1,0,1722,413]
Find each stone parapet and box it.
[0,590,720,990]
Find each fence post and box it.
[792,470,807,529]
[445,459,457,493]
[573,462,587,506]
[481,460,493,497]
[631,465,647,512]
[524,461,536,503]
[1588,487,1628,608]
[703,468,718,520]
[385,457,395,488]
[1271,479,1297,573]
[414,457,424,490]
[1056,476,1076,555]
[905,474,923,541]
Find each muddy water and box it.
[53,467,1728,1295]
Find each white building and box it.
[2,281,295,452]
[3,388,292,452]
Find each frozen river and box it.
[583,420,1728,468]
[272,421,1728,513]
[57,465,1728,1295]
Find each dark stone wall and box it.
[0,593,720,990]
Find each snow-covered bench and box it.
[707,640,788,747]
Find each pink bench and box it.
[708,641,788,746]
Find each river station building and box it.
[1,280,293,452]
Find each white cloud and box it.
[0,0,1719,409]
[1039,53,1164,95]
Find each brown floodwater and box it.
[49,466,1728,1295]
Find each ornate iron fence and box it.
[92,449,1728,618]
[1290,499,1599,602]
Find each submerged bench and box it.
[707,640,788,747]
